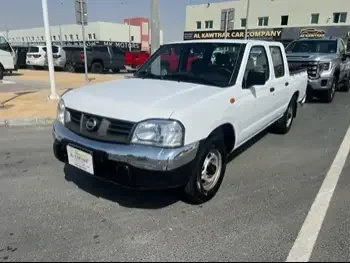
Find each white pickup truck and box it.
[53,39,307,204]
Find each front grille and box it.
[66,108,135,143]
[288,61,318,78]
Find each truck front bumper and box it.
[52,121,199,190]
[307,76,334,91]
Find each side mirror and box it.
[245,70,266,88]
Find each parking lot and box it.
[1,91,350,261]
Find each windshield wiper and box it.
[163,73,219,86]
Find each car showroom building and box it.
[0,18,163,51]
[184,0,350,49]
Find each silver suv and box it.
[286,37,350,103]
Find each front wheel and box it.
[91,62,104,74]
[270,96,296,134]
[320,79,336,103]
[183,133,227,204]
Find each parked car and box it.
[74,45,125,73]
[26,45,62,70]
[286,37,350,103]
[52,39,307,204]
[0,35,15,80]
[124,50,150,72]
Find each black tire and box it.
[270,95,297,134]
[183,132,227,204]
[112,68,120,73]
[64,61,75,73]
[340,75,350,92]
[320,78,336,103]
[91,61,104,74]
[0,65,4,80]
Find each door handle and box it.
[270,87,275,92]
[285,82,289,86]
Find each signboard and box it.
[299,28,325,38]
[11,41,141,51]
[183,28,283,41]
[75,0,88,25]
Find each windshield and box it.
[134,42,245,87]
[286,40,337,54]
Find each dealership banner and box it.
[184,26,350,41]
[183,28,283,41]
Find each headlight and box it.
[318,62,331,73]
[131,119,184,147]
[56,99,65,124]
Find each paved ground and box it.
[0,92,350,261]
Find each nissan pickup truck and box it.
[286,37,350,103]
[52,39,307,204]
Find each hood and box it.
[62,78,222,122]
[286,52,338,62]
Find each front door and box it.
[235,45,274,144]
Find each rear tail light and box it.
[80,51,84,62]
[33,54,41,58]
[53,54,61,59]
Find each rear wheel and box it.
[183,132,227,204]
[91,62,104,74]
[112,68,120,73]
[270,96,297,134]
[341,75,350,92]
[64,61,75,73]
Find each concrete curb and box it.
[0,117,55,128]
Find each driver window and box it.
[243,46,270,87]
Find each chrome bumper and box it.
[52,121,199,172]
[308,76,334,91]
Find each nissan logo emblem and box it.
[85,118,97,131]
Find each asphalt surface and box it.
[1,92,350,261]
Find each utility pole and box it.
[59,1,63,45]
[128,17,131,51]
[244,0,251,40]
[41,0,58,100]
[76,0,88,83]
[150,0,160,54]
[5,23,9,40]
[224,10,229,39]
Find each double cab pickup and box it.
[53,39,307,204]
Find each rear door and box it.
[268,45,290,116]
[92,46,110,68]
[111,46,125,69]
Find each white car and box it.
[0,35,15,80]
[53,39,308,204]
[26,45,65,69]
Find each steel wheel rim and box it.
[286,103,293,128]
[200,150,222,191]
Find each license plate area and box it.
[66,144,94,175]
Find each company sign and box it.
[299,28,326,38]
[183,29,282,40]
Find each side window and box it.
[243,45,270,85]
[112,46,124,55]
[0,36,12,52]
[339,40,346,55]
[269,46,285,78]
[93,46,108,53]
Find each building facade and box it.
[184,0,350,47]
[0,19,163,51]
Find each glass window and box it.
[196,21,201,29]
[281,15,289,26]
[258,17,269,26]
[311,13,319,24]
[0,36,11,52]
[286,40,337,54]
[333,12,347,23]
[135,42,246,88]
[243,46,270,87]
[205,20,213,29]
[112,46,124,55]
[241,18,246,27]
[93,46,108,53]
[28,46,39,53]
[269,46,285,78]
[42,46,59,53]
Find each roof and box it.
[167,39,279,45]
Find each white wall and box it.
[185,0,350,31]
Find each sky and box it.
[0,0,230,43]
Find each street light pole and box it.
[224,10,229,39]
[41,0,58,100]
[150,0,160,54]
[128,17,131,51]
[244,0,251,40]
[59,1,63,45]
[80,0,88,83]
